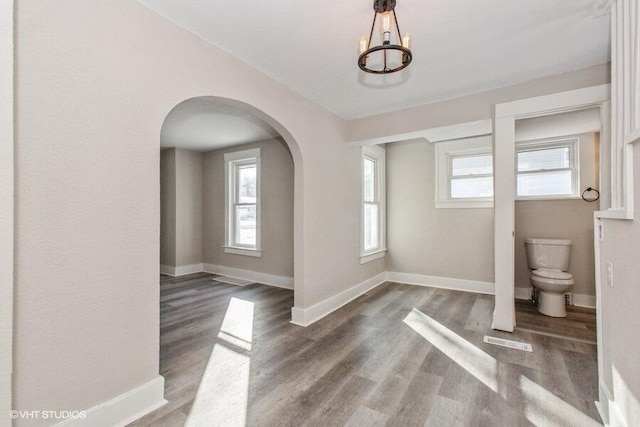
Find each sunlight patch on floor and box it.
[404,308,601,426]
[218,297,255,350]
[186,297,255,426]
[404,308,499,392]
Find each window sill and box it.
[515,196,581,202]
[360,249,387,264]
[224,246,262,257]
[435,199,493,209]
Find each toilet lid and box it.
[532,269,573,280]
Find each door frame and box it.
[492,84,611,332]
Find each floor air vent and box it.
[484,336,533,352]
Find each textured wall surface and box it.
[599,145,640,416]
[13,1,383,422]
[0,1,13,424]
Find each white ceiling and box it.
[161,98,280,152]
[139,0,610,120]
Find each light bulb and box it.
[381,12,391,33]
[402,33,411,49]
[359,37,368,54]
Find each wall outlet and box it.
[606,261,614,287]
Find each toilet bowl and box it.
[525,238,574,318]
[530,269,574,317]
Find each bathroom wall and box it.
[386,138,495,284]
[514,132,599,300]
[203,138,294,279]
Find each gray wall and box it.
[386,139,495,283]
[203,138,294,278]
[175,148,203,266]
[160,148,203,268]
[599,146,640,416]
[160,149,176,266]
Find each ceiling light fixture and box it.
[358,0,412,74]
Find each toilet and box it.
[524,238,574,317]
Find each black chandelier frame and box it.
[358,0,413,74]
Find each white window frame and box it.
[360,145,386,264]
[515,137,580,201]
[435,135,494,209]
[224,148,262,257]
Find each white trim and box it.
[203,263,293,290]
[361,145,386,257]
[603,366,640,427]
[290,272,387,327]
[54,376,167,427]
[573,293,597,309]
[387,272,494,295]
[223,246,263,257]
[435,135,494,208]
[159,263,204,277]
[435,199,493,209]
[360,249,386,264]
[493,84,611,333]
[514,285,596,309]
[514,287,533,301]
[0,1,13,424]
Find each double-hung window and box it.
[435,136,494,208]
[361,145,386,263]
[449,153,494,199]
[224,148,261,257]
[516,138,579,199]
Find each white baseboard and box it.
[160,264,175,276]
[54,376,166,427]
[386,272,494,295]
[514,285,596,309]
[290,272,387,327]
[160,264,203,277]
[203,263,293,290]
[515,286,533,300]
[573,293,597,309]
[605,367,640,427]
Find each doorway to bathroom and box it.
[512,108,601,341]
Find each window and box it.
[516,138,579,199]
[361,145,386,263]
[435,136,494,208]
[450,153,494,199]
[224,148,261,257]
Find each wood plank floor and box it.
[129,273,601,427]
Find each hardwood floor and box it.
[130,273,601,427]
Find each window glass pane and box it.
[451,177,494,198]
[364,203,378,251]
[517,147,570,172]
[364,158,375,202]
[452,155,493,176]
[235,205,256,246]
[238,164,257,203]
[517,170,572,196]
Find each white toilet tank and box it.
[525,238,572,271]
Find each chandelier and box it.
[358,0,412,74]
